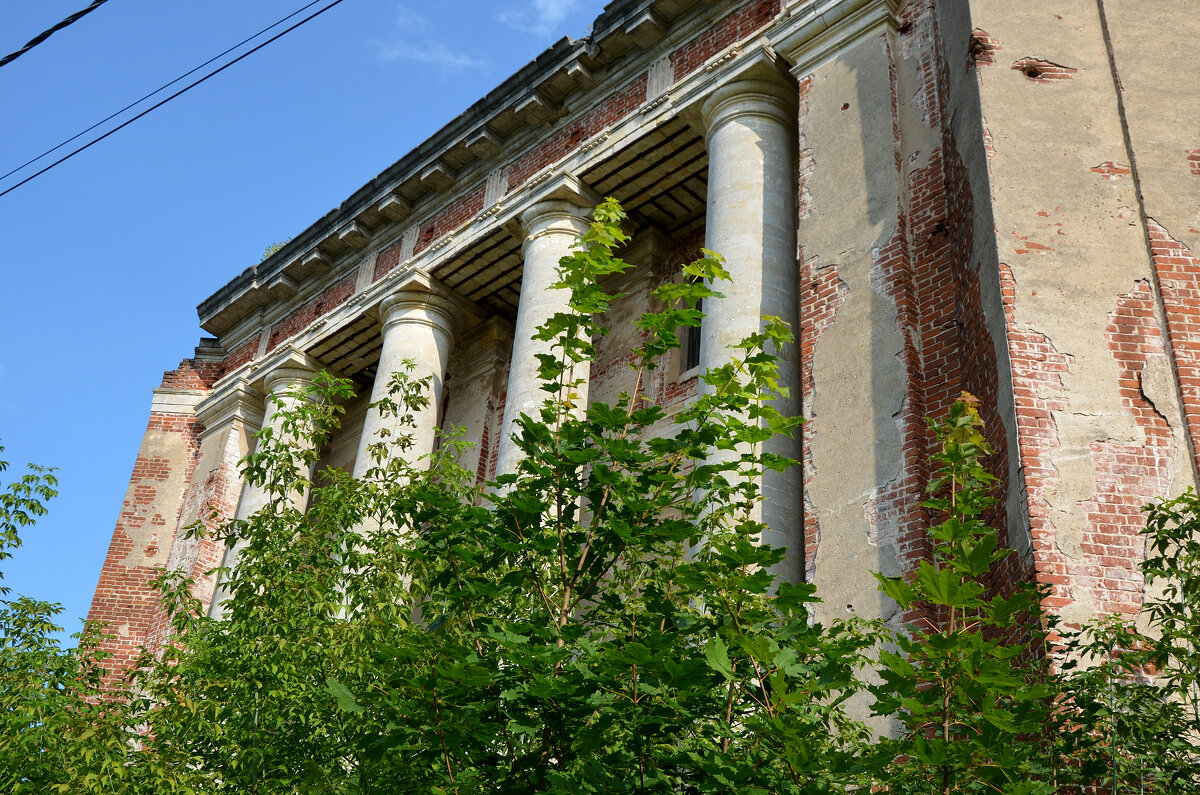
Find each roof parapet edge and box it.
[197,0,721,327]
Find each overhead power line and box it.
[1,0,329,184]
[0,0,114,69]
[0,0,349,200]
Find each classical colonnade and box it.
[217,72,806,596]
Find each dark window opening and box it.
[682,296,702,373]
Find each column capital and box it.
[257,347,321,396]
[518,172,599,243]
[377,271,476,339]
[195,378,266,438]
[520,200,594,248]
[521,171,599,213]
[700,74,798,140]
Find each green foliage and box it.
[0,447,154,793]
[5,200,1199,792]
[134,198,874,792]
[868,397,1063,795]
[261,238,293,261]
[1059,491,1200,792]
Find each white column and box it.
[353,278,463,475]
[211,358,317,617]
[700,75,804,581]
[496,200,593,476]
[235,363,319,517]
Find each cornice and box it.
[770,0,900,77]
[196,0,735,336]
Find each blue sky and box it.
[0,0,608,640]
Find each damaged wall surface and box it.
[87,0,1200,684]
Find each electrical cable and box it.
[1,0,329,184]
[0,0,349,199]
[0,0,114,69]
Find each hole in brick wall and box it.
[968,28,999,68]
[1011,57,1077,82]
[897,20,912,34]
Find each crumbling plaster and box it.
[972,0,1197,624]
[797,31,907,623]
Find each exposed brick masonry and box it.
[1146,219,1200,477]
[1010,57,1077,82]
[507,76,649,189]
[374,236,403,282]
[891,1,1015,612]
[245,0,783,368]
[88,409,205,688]
[795,73,841,579]
[967,28,1000,68]
[1003,266,1173,621]
[669,0,779,79]
[162,357,223,390]
[414,184,486,256]
[266,272,356,353]
[1090,161,1131,180]
[222,334,261,376]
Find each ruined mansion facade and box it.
[89,0,1200,684]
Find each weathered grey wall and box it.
[970,0,1198,626]
[797,32,907,626]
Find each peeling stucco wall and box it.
[970,0,1200,627]
[797,32,908,626]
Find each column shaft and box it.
[701,76,804,581]
[211,364,316,618]
[353,288,460,476]
[496,201,593,476]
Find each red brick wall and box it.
[651,231,706,408]
[88,404,205,689]
[796,74,845,577]
[1004,267,1174,622]
[797,0,1019,607]
[507,76,649,189]
[482,391,504,484]
[911,0,1019,591]
[1147,219,1200,478]
[266,273,356,353]
[241,0,785,359]
[476,395,497,484]
[222,334,261,376]
[509,0,781,191]
[162,357,222,390]
[414,184,487,256]
[1009,57,1077,83]
[669,0,780,79]
[374,238,404,282]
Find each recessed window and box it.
[680,293,702,376]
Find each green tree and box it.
[1059,491,1200,792]
[867,397,1065,795]
[12,199,1198,793]
[138,198,874,792]
[0,448,146,793]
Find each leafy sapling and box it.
[869,395,1062,795]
